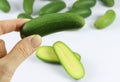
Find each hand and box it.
[0,19,42,82]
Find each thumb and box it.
[3,35,42,72]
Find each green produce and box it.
[100,0,114,7]
[67,7,91,18]
[36,46,81,64]
[17,13,32,19]
[23,0,35,15]
[74,52,81,61]
[53,41,85,79]
[39,1,66,16]
[0,0,10,13]
[94,9,116,29]
[20,13,85,38]
[36,46,59,64]
[73,0,96,8]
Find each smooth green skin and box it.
[94,10,116,29]
[74,52,81,61]
[67,7,91,18]
[53,41,85,80]
[36,46,81,64]
[73,0,96,8]
[100,0,114,7]
[39,1,66,16]
[20,13,85,38]
[23,0,35,15]
[0,0,10,13]
[17,13,32,19]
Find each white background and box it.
[0,0,120,82]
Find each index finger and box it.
[0,19,30,35]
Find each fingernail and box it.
[23,19,31,22]
[31,35,42,48]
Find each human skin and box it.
[0,19,42,82]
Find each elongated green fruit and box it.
[39,1,66,16]
[94,10,116,29]
[0,0,10,13]
[20,13,85,38]
[67,7,91,18]
[74,52,81,61]
[36,46,81,64]
[53,41,85,80]
[36,46,59,64]
[73,0,96,8]
[23,0,35,15]
[100,0,114,7]
[17,13,32,19]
